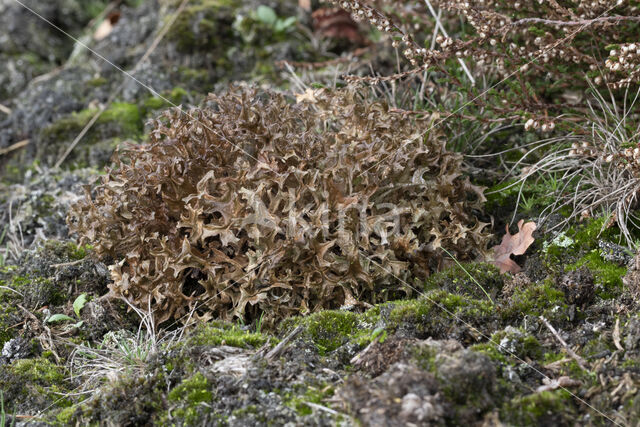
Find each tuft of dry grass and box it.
[495,81,640,246]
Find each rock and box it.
[1,337,35,364]
[624,315,640,351]
[623,252,640,298]
[598,240,632,266]
[337,362,446,427]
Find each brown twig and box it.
[17,304,39,323]
[511,15,640,27]
[259,325,303,361]
[540,315,588,371]
[49,259,84,269]
[276,46,373,70]
[0,285,25,297]
[613,318,624,352]
[0,139,30,156]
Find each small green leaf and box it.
[73,293,88,318]
[274,16,296,32]
[47,314,75,323]
[371,327,387,343]
[256,5,277,26]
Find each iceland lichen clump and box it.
[67,87,490,325]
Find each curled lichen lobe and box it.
[68,87,489,325]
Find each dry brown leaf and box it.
[298,0,311,11]
[490,219,536,273]
[93,11,121,41]
[312,8,364,44]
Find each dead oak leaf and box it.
[490,219,536,274]
[93,11,121,41]
[311,8,365,45]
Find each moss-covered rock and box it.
[67,372,166,425]
[280,310,364,355]
[164,372,213,425]
[499,279,567,322]
[184,321,275,349]
[0,356,71,415]
[37,102,142,167]
[566,251,626,299]
[423,262,504,301]
[471,326,543,364]
[501,390,576,426]
[384,290,495,341]
[0,240,112,348]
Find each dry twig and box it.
[0,139,30,156]
[540,315,588,371]
[511,15,640,27]
[259,325,304,362]
[613,318,624,352]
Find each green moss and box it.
[544,217,637,276]
[142,87,190,114]
[411,343,439,371]
[167,373,212,425]
[1,273,68,345]
[169,87,189,103]
[0,357,71,411]
[470,342,508,364]
[186,321,275,349]
[501,390,576,425]
[231,404,261,419]
[566,251,626,299]
[572,217,622,247]
[282,290,494,355]
[36,102,142,166]
[0,279,21,345]
[101,102,142,135]
[40,102,142,146]
[486,174,565,216]
[423,262,504,300]
[68,372,165,425]
[386,290,493,334]
[284,384,335,416]
[167,0,238,53]
[66,242,92,260]
[472,327,542,364]
[87,76,108,87]
[56,406,77,425]
[10,357,64,383]
[501,280,566,321]
[143,96,167,111]
[281,310,362,355]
